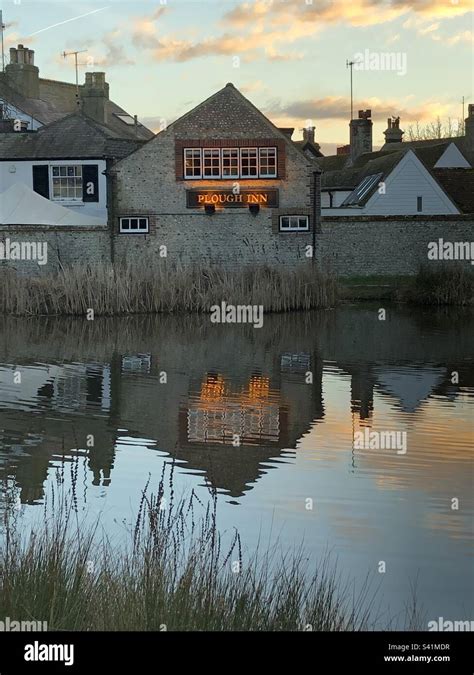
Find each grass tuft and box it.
[0,262,337,316]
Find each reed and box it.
[0,262,337,316]
[0,464,384,632]
[402,264,474,306]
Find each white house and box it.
[0,113,144,220]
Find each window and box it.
[183,146,278,179]
[279,215,309,232]
[240,148,258,177]
[259,147,277,177]
[342,172,383,206]
[184,149,202,178]
[203,148,221,178]
[222,148,239,178]
[51,165,82,201]
[120,217,149,233]
[417,196,423,212]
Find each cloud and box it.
[89,29,135,67]
[223,0,469,30]
[446,29,473,45]
[263,95,456,125]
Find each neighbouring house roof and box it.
[0,113,145,160]
[432,168,474,214]
[293,139,324,158]
[319,138,473,211]
[0,73,154,140]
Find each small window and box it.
[51,164,82,201]
[120,217,149,233]
[184,149,202,179]
[222,148,239,178]
[203,148,221,178]
[240,148,258,177]
[259,147,277,177]
[417,196,423,212]
[279,215,309,232]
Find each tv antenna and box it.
[346,58,361,121]
[0,10,6,73]
[62,49,88,99]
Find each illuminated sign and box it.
[186,189,279,208]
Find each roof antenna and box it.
[0,10,6,73]
[62,49,88,106]
[346,58,362,121]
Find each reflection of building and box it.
[1,308,473,505]
[184,374,283,446]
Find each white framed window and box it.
[184,148,202,179]
[259,147,277,177]
[279,215,309,232]
[203,148,221,178]
[120,217,149,233]
[240,148,258,177]
[222,148,239,178]
[51,165,82,201]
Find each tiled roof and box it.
[0,74,154,140]
[433,168,474,214]
[0,113,145,159]
[320,138,473,210]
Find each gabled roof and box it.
[0,113,145,160]
[293,140,324,158]
[0,73,153,140]
[320,137,473,210]
[113,82,319,170]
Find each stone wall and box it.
[0,226,110,275]
[1,216,473,278]
[111,124,316,268]
[317,215,474,276]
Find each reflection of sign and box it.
[187,189,279,208]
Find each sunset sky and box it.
[3,0,473,154]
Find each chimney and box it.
[303,126,316,144]
[5,45,40,98]
[349,109,372,164]
[337,144,350,156]
[81,72,110,125]
[465,104,474,152]
[384,116,404,144]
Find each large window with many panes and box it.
[183,147,277,179]
[51,165,83,201]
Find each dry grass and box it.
[402,264,474,306]
[0,463,385,632]
[0,262,337,316]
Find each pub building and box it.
[111,83,321,267]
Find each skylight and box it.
[114,113,136,126]
[342,172,383,206]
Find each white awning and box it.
[0,183,106,226]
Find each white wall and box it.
[366,151,459,215]
[0,158,108,219]
[434,142,471,168]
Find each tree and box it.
[407,117,465,141]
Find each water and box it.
[0,305,473,625]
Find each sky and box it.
[1,0,473,154]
